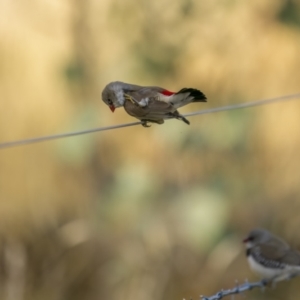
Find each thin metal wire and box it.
[0,122,142,149]
[184,93,300,117]
[0,92,300,149]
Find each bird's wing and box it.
[253,243,300,266]
[124,86,169,106]
[257,243,288,260]
[281,249,300,265]
[123,98,175,119]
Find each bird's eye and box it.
[107,98,112,105]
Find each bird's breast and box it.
[247,255,284,279]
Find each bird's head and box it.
[101,82,125,112]
[243,228,272,248]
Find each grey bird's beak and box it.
[109,105,115,112]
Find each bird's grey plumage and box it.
[244,228,300,282]
[101,81,206,126]
[123,98,188,125]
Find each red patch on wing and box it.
[161,90,175,96]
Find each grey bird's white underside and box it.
[247,255,300,281]
[244,229,300,282]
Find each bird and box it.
[101,81,206,127]
[243,228,300,282]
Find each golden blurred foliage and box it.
[0,0,300,299]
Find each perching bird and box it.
[101,81,206,127]
[243,228,300,282]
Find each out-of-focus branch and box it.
[201,271,300,300]
[201,279,268,300]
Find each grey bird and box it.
[101,81,206,127]
[243,228,300,282]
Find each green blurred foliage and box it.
[0,0,300,299]
[277,0,300,27]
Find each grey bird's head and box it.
[243,229,276,249]
[102,81,126,112]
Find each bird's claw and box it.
[141,121,151,128]
[261,278,269,286]
[124,94,136,105]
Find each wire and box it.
[0,122,142,149]
[0,92,300,149]
[184,93,300,117]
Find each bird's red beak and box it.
[243,237,250,243]
[109,105,115,113]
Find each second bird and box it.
[243,228,300,282]
[102,81,206,127]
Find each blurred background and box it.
[1,0,300,299]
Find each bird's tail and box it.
[176,88,207,102]
[169,88,206,108]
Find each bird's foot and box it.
[261,278,270,286]
[124,94,144,107]
[124,94,137,105]
[141,120,151,127]
[124,94,148,107]
[141,119,164,127]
